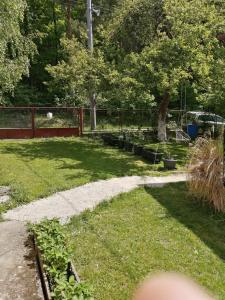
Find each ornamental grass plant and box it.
[188,137,225,212]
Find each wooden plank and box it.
[0,129,33,139]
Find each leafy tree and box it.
[46,38,107,107]
[3,0,224,136]
[25,0,66,97]
[104,0,163,57]
[0,0,35,103]
[120,0,225,140]
[101,54,155,109]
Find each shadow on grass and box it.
[0,138,151,183]
[146,183,225,261]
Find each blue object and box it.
[187,124,198,139]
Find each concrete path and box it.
[0,221,42,300]
[4,174,186,223]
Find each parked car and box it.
[182,111,225,126]
[182,111,225,138]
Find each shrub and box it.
[188,138,225,212]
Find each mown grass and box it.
[68,183,225,300]
[0,137,187,215]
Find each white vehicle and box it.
[182,111,225,126]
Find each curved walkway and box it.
[4,174,186,223]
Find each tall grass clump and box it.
[188,137,225,212]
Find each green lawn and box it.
[68,183,225,300]
[0,138,187,215]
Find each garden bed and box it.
[29,219,93,300]
[100,130,188,167]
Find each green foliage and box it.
[46,38,107,106]
[30,219,70,279]
[29,219,94,300]
[9,83,44,105]
[52,277,94,300]
[101,56,156,109]
[0,0,36,101]
[104,0,163,55]
[124,0,225,100]
[25,0,66,94]
[2,0,225,114]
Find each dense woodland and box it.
[0,0,225,137]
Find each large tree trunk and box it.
[90,94,97,130]
[66,0,72,39]
[158,91,170,141]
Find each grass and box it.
[0,137,187,215]
[67,183,225,300]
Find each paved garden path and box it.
[0,221,42,300]
[4,174,186,223]
[1,174,186,299]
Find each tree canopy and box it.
[0,0,224,135]
[0,0,35,103]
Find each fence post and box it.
[31,107,36,138]
[79,108,84,136]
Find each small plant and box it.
[160,143,178,169]
[167,121,178,130]
[52,276,94,300]
[132,129,145,145]
[163,149,177,160]
[29,219,94,300]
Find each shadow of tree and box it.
[1,138,181,213]
[0,138,152,184]
[146,183,225,261]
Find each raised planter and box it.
[33,235,51,300]
[133,144,143,156]
[110,137,120,147]
[142,148,163,164]
[102,134,117,146]
[118,139,125,149]
[33,235,80,300]
[102,134,111,145]
[163,158,177,170]
[124,141,134,152]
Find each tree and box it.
[25,0,66,95]
[46,38,106,109]
[12,0,90,105]
[0,0,35,102]
[128,0,225,140]
[104,0,163,55]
